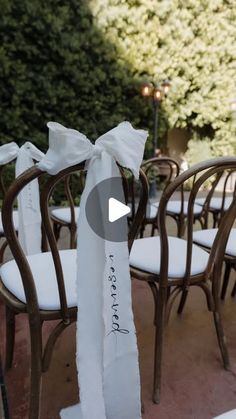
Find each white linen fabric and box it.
[0,142,44,254]
[38,121,148,419]
[15,142,44,255]
[0,142,19,165]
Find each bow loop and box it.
[0,142,19,165]
[96,122,148,179]
[38,122,93,175]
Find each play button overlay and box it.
[108,198,130,223]
[85,177,131,242]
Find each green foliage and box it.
[0,0,235,159]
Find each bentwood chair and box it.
[50,172,85,249]
[193,228,236,300]
[141,157,210,238]
[140,157,180,237]
[129,157,236,404]
[0,161,19,262]
[0,163,148,419]
[195,169,236,228]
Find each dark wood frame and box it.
[0,163,148,419]
[50,172,85,249]
[130,157,236,404]
[140,157,181,236]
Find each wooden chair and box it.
[195,169,236,228]
[193,228,236,300]
[50,172,85,249]
[129,157,236,404]
[0,163,148,419]
[140,157,180,237]
[0,161,19,262]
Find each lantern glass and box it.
[162,80,171,95]
[153,87,162,102]
[141,82,153,97]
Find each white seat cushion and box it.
[128,203,158,219]
[195,196,233,210]
[0,249,77,310]
[51,207,80,224]
[130,236,209,278]
[166,201,203,216]
[0,210,18,234]
[213,409,236,419]
[193,228,236,257]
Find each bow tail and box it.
[102,160,141,419]
[16,146,42,255]
[61,152,141,419]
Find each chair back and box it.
[158,157,236,289]
[142,156,180,194]
[200,168,236,228]
[1,163,148,324]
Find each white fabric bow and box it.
[38,121,148,419]
[0,141,44,255]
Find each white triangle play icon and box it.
[108,197,131,223]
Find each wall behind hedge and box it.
[0,0,235,156]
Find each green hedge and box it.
[0,0,235,160]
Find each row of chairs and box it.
[0,154,235,417]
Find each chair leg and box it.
[29,322,43,419]
[221,263,231,300]
[177,217,186,238]
[231,280,236,297]
[152,288,166,404]
[177,288,189,314]
[151,223,156,237]
[5,306,15,371]
[213,311,230,370]
[0,240,8,264]
[212,277,230,370]
[53,222,61,242]
[139,222,145,238]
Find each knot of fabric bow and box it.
[38,121,148,179]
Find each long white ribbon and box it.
[38,121,148,419]
[0,141,44,255]
[15,142,44,255]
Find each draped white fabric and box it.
[0,142,19,165]
[0,141,44,255]
[38,121,148,419]
[15,142,44,255]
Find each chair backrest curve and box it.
[157,156,236,288]
[1,163,148,323]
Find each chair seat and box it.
[130,236,209,278]
[195,196,233,210]
[0,249,77,310]
[51,207,80,224]
[128,203,158,219]
[0,210,18,234]
[213,409,236,419]
[152,200,202,216]
[193,228,236,257]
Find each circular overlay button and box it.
[85,177,131,242]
